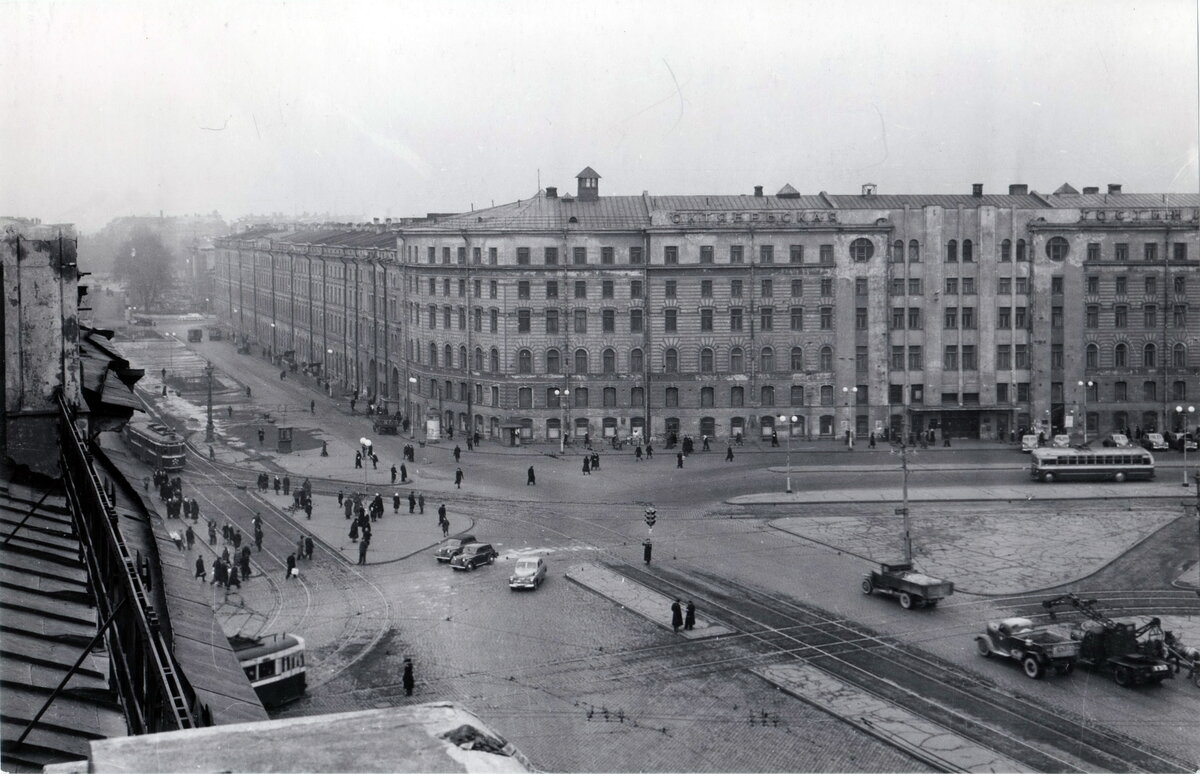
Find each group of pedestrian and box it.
[290,477,314,518]
[390,463,409,484]
[633,443,654,462]
[670,598,697,632]
[402,444,416,462]
[581,452,602,475]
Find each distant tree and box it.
[114,227,175,311]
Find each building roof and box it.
[576,166,601,179]
[1039,192,1200,208]
[823,193,1051,209]
[408,195,651,232]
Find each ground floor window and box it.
[520,419,533,439]
[819,415,835,436]
[546,418,561,439]
[700,417,716,437]
[574,417,590,437]
[603,417,617,437]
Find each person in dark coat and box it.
[671,599,683,633]
[227,564,241,590]
[400,463,408,483]
[676,452,684,469]
[282,476,290,495]
[408,491,416,513]
[390,465,397,483]
[349,521,359,542]
[355,451,362,469]
[440,516,449,537]
[591,452,600,471]
[453,445,461,463]
[305,536,314,560]
[455,467,464,488]
[684,600,696,630]
[208,520,217,545]
[185,524,195,549]
[344,499,353,520]
[304,500,312,520]
[726,445,734,462]
[402,658,415,696]
[273,476,280,494]
[869,432,876,449]
[646,443,653,459]
[635,445,643,462]
[195,555,206,582]
[418,493,425,514]
[254,526,263,552]
[582,456,591,475]
[285,553,296,580]
[232,529,242,550]
[437,503,447,524]
[393,492,401,513]
[358,538,368,565]
[337,489,344,505]
[527,465,536,485]
[240,546,252,578]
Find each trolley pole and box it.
[204,362,215,442]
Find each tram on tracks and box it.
[122,419,187,470]
[229,632,307,708]
[1028,446,1155,483]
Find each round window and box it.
[849,238,874,262]
[1046,236,1069,261]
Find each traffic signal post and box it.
[643,507,657,564]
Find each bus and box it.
[122,419,186,470]
[1029,447,1155,483]
[230,632,306,708]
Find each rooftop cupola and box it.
[576,167,601,202]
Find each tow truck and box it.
[1042,593,1174,687]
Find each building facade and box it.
[213,172,1200,445]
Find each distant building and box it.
[213,173,1200,445]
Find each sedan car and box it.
[433,535,477,563]
[509,557,547,590]
[449,542,499,571]
[1051,434,1071,448]
[1102,433,1133,448]
[1141,432,1169,451]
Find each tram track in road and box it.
[615,562,1196,774]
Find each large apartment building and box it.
[213,170,1200,446]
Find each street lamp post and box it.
[777,414,798,493]
[555,388,571,453]
[842,386,858,448]
[407,376,417,438]
[360,437,372,487]
[1177,405,1196,487]
[205,362,215,442]
[269,322,276,360]
[326,348,334,394]
[1078,380,1094,445]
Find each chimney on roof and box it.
[373,217,379,224]
[576,167,600,202]
[754,186,763,197]
[972,183,983,197]
[545,187,557,199]
[1107,183,1122,194]
[1083,186,1099,195]
[862,183,877,197]
[1009,184,1028,195]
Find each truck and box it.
[975,617,1080,679]
[1042,594,1174,687]
[372,415,400,435]
[861,562,954,610]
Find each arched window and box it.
[892,240,904,263]
[1086,343,1099,369]
[1016,239,1027,262]
[790,347,804,370]
[908,239,920,263]
[790,385,804,406]
[946,239,958,262]
[760,346,775,373]
[664,348,678,373]
[459,345,467,369]
[1173,343,1187,368]
[962,239,973,262]
[602,348,616,374]
[474,347,483,371]
[489,347,499,373]
[1143,342,1157,368]
[444,344,453,367]
[730,347,744,373]
[517,349,532,374]
[546,348,561,374]
[1114,343,1128,368]
[700,347,714,372]
[630,348,644,373]
[1000,239,1012,262]
[574,348,589,374]
[429,342,438,366]
[820,346,833,371]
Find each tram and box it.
[1029,446,1155,483]
[229,632,307,708]
[122,419,186,470]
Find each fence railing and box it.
[57,391,209,734]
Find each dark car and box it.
[449,542,498,571]
[434,535,477,563]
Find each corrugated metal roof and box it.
[825,193,1050,208]
[650,194,831,210]
[410,196,651,231]
[1041,192,1200,208]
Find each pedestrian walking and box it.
[726,445,734,462]
[212,558,226,586]
[297,536,305,560]
[195,555,206,582]
[227,564,241,590]
[453,445,461,463]
[240,546,252,578]
[677,452,684,469]
[283,476,291,495]
[455,467,464,489]
[685,600,696,630]
[258,428,265,444]
[400,463,408,483]
[402,658,415,696]
[635,445,643,462]
[646,443,653,459]
[527,465,536,486]
[321,441,328,457]
[305,536,314,560]
[393,492,401,513]
[671,599,683,633]
[208,520,217,545]
[344,499,353,519]
[371,453,378,470]
[273,476,281,494]
[437,503,447,524]
[355,451,362,469]
[286,553,296,580]
[304,500,312,520]
[185,524,195,549]
[591,452,600,471]
[582,456,591,475]
[869,432,876,449]
[310,399,315,414]
[390,465,397,484]
[349,520,359,542]
[440,516,449,537]
[233,529,242,550]
[358,539,368,565]
[408,491,416,514]
[338,489,344,505]
[702,436,710,452]
[254,526,263,552]
[418,493,425,514]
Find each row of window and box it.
[415,344,843,375]
[1083,341,1189,369]
[1085,275,1188,295]
[1085,304,1189,329]
[505,384,856,409]
[1059,380,1189,402]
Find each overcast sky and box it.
[2,0,1197,232]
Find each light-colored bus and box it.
[1029,447,1155,483]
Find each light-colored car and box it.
[1020,434,1040,452]
[1051,434,1071,448]
[1102,433,1133,448]
[508,557,547,590]
[1141,432,1169,451]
